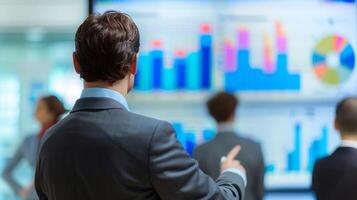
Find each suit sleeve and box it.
[2,140,25,194]
[149,121,245,200]
[35,144,48,200]
[255,144,265,200]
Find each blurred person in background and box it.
[312,97,357,200]
[194,92,265,200]
[2,95,67,200]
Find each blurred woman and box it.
[2,95,67,200]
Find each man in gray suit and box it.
[194,92,265,200]
[35,11,247,200]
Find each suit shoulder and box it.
[127,111,162,125]
[194,140,216,156]
[237,135,261,148]
[123,111,176,138]
[314,155,332,171]
[126,111,169,130]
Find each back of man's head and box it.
[206,92,238,123]
[74,11,140,83]
[335,97,357,135]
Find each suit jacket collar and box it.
[335,146,357,153]
[216,130,238,140]
[71,97,125,113]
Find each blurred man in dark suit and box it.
[35,11,247,200]
[194,92,265,200]
[312,97,357,200]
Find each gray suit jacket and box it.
[194,131,265,200]
[35,97,245,200]
[2,135,39,200]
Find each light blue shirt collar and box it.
[217,122,235,133]
[80,88,129,111]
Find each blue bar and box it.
[185,131,196,157]
[162,67,176,90]
[266,164,276,173]
[187,52,200,90]
[200,34,212,89]
[172,123,186,149]
[287,123,301,171]
[151,50,163,89]
[320,127,328,156]
[202,129,215,141]
[136,53,152,91]
[276,53,288,74]
[294,123,301,171]
[307,126,329,172]
[307,141,319,172]
[237,49,251,72]
[175,58,187,89]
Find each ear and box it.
[130,54,138,75]
[73,52,81,74]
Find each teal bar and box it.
[137,53,152,91]
[187,52,200,90]
[162,67,176,90]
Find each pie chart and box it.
[312,35,355,86]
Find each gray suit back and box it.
[194,132,265,200]
[35,97,246,200]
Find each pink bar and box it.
[151,40,163,49]
[200,23,212,34]
[263,48,274,73]
[175,50,186,58]
[277,37,287,53]
[276,22,287,53]
[224,42,236,72]
[263,34,275,73]
[238,29,249,49]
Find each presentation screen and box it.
[89,0,357,189]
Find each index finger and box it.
[226,145,241,161]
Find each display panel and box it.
[93,0,357,100]
[91,0,357,190]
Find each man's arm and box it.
[149,121,245,200]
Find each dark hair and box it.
[336,97,357,134]
[75,11,140,83]
[40,95,67,121]
[206,92,239,123]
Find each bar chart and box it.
[172,122,215,156]
[266,123,330,174]
[172,119,331,177]
[134,24,213,91]
[223,22,301,91]
[307,127,328,171]
[287,124,302,172]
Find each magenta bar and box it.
[224,42,236,72]
[238,29,249,49]
[277,36,287,53]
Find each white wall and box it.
[0,0,87,30]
